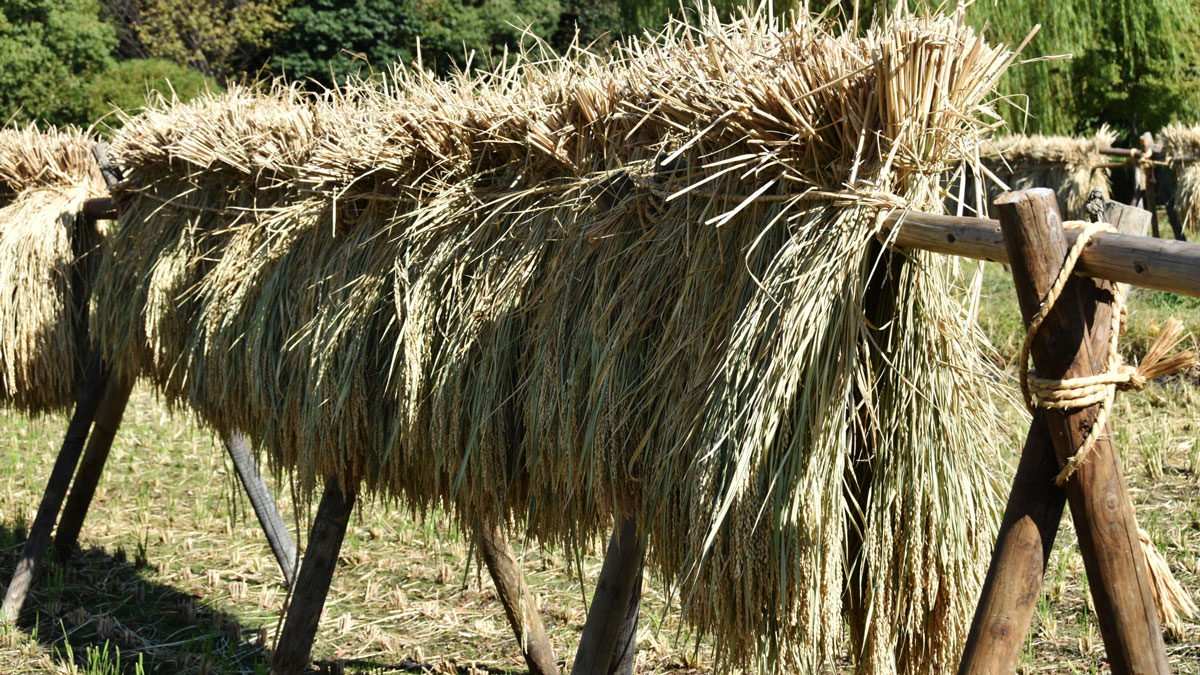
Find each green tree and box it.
[416,0,563,73]
[99,0,291,79]
[614,0,798,36]
[852,0,1200,138]
[82,58,218,127]
[966,0,1200,136]
[271,0,422,85]
[551,0,621,54]
[0,0,117,125]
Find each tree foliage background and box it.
[3,0,1200,141]
[965,0,1200,137]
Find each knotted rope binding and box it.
[1014,217,1199,631]
[1015,220,1198,486]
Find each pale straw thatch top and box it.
[962,127,1118,219]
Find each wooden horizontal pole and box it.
[881,210,1200,297]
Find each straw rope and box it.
[1016,221,1198,485]
[1014,219,1199,630]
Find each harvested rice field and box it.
[0,262,1195,674]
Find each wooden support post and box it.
[270,478,355,675]
[959,413,1066,673]
[1156,163,1187,242]
[1,357,106,622]
[477,523,560,675]
[960,193,1154,673]
[225,433,298,586]
[988,188,1167,674]
[607,561,641,675]
[52,375,135,560]
[571,516,643,675]
[878,210,1200,297]
[1141,133,1161,239]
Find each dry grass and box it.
[951,127,1118,220]
[0,384,719,674]
[90,6,1020,671]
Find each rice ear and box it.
[0,125,106,414]
[94,6,1013,671]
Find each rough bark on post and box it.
[477,522,560,675]
[52,375,136,560]
[571,516,643,675]
[990,188,1168,675]
[958,412,1066,674]
[1,357,106,622]
[225,433,298,586]
[270,478,356,675]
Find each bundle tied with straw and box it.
[0,126,105,414]
[97,6,1014,671]
[1161,123,1200,232]
[959,127,1117,219]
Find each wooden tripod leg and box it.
[1157,164,1187,241]
[571,516,643,675]
[270,478,355,675]
[2,357,106,622]
[959,412,1066,672]
[989,189,1167,674]
[477,522,559,675]
[225,433,298,586]
[607,556,641,675]
[52,376,135,561]
[960,198,1150,673]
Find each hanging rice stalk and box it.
[949,128,1116,219]
[0,126,104,414]
[96,6,1013,671]
[1160,124,1200,233]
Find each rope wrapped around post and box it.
[1014,218,1199,634]
[1015,220,1198,485]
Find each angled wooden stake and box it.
[270,478,355,675]
[571,516,643,675]
[1141,133,1161,239]
[478,522,560,675]
[961,188,1168,675]
[225,433,298,586]
[1,356,106,622]
[52,375,135,560]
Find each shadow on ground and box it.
[0,522,535,675]
[0,521,270,673]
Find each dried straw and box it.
[0,126,104,414]
[1160,123,1200,232]
[957,127,1117,219]
[97,6,1011,671]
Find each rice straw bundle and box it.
[0,126,104,414]
[963,127,1117,219]
[97,6,1012,671]
[1160,123,1200,232]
